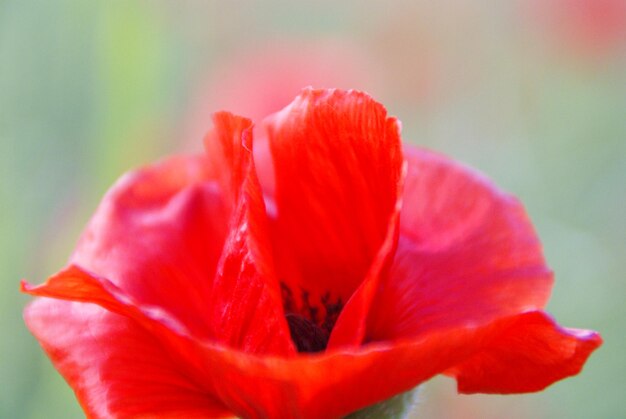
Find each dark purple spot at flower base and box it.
[286,313,328,353]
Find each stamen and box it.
[286,313,328,353]
[280,282,344,353]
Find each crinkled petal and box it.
[262,87,404,334]
[445,311,602,393]
[64,113,292,355]
[22,275,600,418]
[203,112,294,355]
[24,298,231,419]
[367,147,555,341]
[204,112,253,204]
[69,153,230,341]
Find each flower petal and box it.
[367,147,554,341]
[445,311,603,393]
[70,153,230,341]
[24,298,231,419]
[192,312,600,417]
[63,114,292,355]
[262,88,404,324]
[204,111,253,204]
[203,112,294,355]
[326,197,402,348]
[22,272,601,417]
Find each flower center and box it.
[286,313,328,353]
[280,282,343,353]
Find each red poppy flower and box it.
[22,88,601,418]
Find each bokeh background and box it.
[2,1,625,418]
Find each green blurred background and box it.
[2,1,624,417]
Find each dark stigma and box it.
[286,313,328,353]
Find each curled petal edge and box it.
[21,269,602,418]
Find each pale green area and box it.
[349,388,419,419]
[2,1,624,418]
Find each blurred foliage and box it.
[1,1,624,418]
